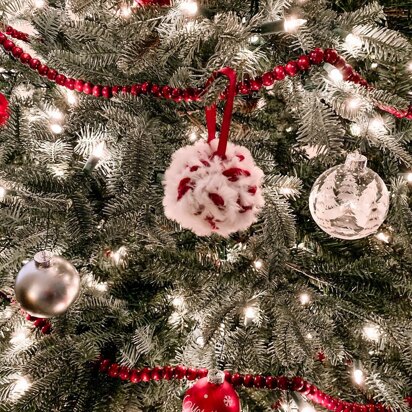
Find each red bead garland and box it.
[25,313,52,334]
[1,26,411,119]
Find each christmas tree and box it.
[0,0,411,411]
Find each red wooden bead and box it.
[102,86,112,99]
[55,74,66,86]
[64,78,75,90]
[107,363,120,378]
[186,368,198,381]
[163,366,174,380]
[334,56,346,69]
[335,402,345,412]
[238,82,250,95]
[130,369,141,383]
[26,314,36,321]
[99,359,111,372]
[250,76,263,91]
[277,376,289,390]
[92,85,102,97]
[33,318,46,328]
[0,33,6,44]
[297,55,311,70]
[83,82,94,95]
[74,80,84,92]
[141,82,151,94]
[359,79,368,87]
[342,64,354,80]
[121,85,131,94]
[351,73,361,83]
[41,323,52,334]
[140,367,151,382]
[6,26,13,35]
[3,39,15,51]
[29,58,40,70]
[273,65,286,80]
[406,106,412,120]
[174,365,187,379]
[187,87,198,101]
[224,371,232,383]
[285,61,299,77]
[231,373,243,386]
[151,84,160,97]
[12,46,23,58]
[151,366,163,380]
[265,375,277,389]
[324,48,339,64]
[119,367,130,381]
[112,85,120,94]
[162,85,172,99]
[171,88,182,102]
[197,368,208,378]
[38,64,49,76]
[309,48,324,64]
[262,71,275,87]
[47,68,57,80]
[291,376,305,391]
[131,84,141,96]
[254,375,265,388]
[243,374,254,387]
[301,380,311,395]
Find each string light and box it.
[95,282,108,292]
[299,293,311,305]
[196,335,205,347]
[172,296,184,308]
[84,142,106,172]
[179,0,199,16]
[301,406,316,412]
[346,97,362,111]
[188,131,198,142]
[244,306,258,320]
[51,165,65,177]
[50,123,63,134]
[33,0,46,7]
[10,328,31,346]
[66,90,77,105]
[407,61,412,72]
[284,17,307,33]
[120,5,133,18]
[249,34,261,45]
[363,324,381,341]
[375,232,390,243]
[0,186,6,200]
[92,142,106,159]
[353,368,364,385]
[306,333,313,340]
[48,109,64,121]
[406,172,412,183]
[111,246,127,265]
[253,259,263,269]
[286,126,293,132]
[368,117,386,134]
[371,62,378,70]
[329,68,343,82]
[344,33,363,50]
[350,123,362,136]
[11,375,31,399]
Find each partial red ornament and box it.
[135,0,171,6]
[0,93,10,126]
[182,370,241,412]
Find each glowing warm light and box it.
[249,35,261,45]
[10,328,31,346]
[299,293,311,305]
[66,90,77,105]
[244,306,258,320]
[353,368,364,385]
[253,259,263,269]
[172,296,184,308]
[329,68,343,82]
[179,0,198,16]
[375,232,390,243]
[363,324,381,341]
[346,97,362,110]
[95,282,108,292]
[196,336,205,347]
[344,33,363,49]
[50,124,63,134]
[369,117,386,133]
[301,406,316,412]
[33,0,46,8]
[92,142,106,158]
[0,186,6,200]
[111,246,127,265]
[51,166,65,177]
[306,333,313,340]
[350,123,362,136]
[407,61,412,72]
[371,62,378,70]
[284,17,307,33]
[48,109,64,121]
[286,126,293,132]
[188,131,198,142]
[168,311,181,324]
[120,5,133,18]
[406,173,412,183]
[11,376,31,398]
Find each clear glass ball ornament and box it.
[309,152,390,240]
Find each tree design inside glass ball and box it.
[309,152,390,240]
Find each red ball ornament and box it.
[297,55,311,71]
[324,49,338,64]
[309,48,324,65]
[182,370,241,412]
[0,93,9,126]
[273,65,286,80]
[285,61,299,77]
[262,72,275,87]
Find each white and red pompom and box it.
[182,370,241,412]
[163,139,265,237]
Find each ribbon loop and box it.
[204,67,237,158]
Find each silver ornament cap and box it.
[15,251,80,318]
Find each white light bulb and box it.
[33,0,46,8]
[95,282,108,292]
[301,406,316,412]
[0,186,6,200]
[66,90,77,105]
[244,306,258,320]
[369,117,386,133]
[371,62,378,70]
[286,126,293,132]
[363,324,381,341]
[11,376,30,398]
[353,368,364,385]
[51,166,65,177]
[375,232,390,244]
[407,61,412,72]
[48,109,64,121]
[50,124,63,134]
[112,246,127,265]
[172,296,184,308]
[344,33,363,49]
[299,293,311,305]
[179,0,198,16]
[350,123,362,137]
[120,6,132,18]
[406,173,412,183]
[306,332,313,340]
[253,259,263,269]
[92,142,105,158]
[188,131,198,142]
[249,35,261,45]
[196,335,205,347]
[329,68,343,82]
[346,97,362,110]
[10,328,31,346]
[284,17,307,33]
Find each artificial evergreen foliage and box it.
[0,1,411,411]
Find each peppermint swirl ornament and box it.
[309,152,390,240]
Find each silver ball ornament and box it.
[15,251,80,318]
[309,152,390,240]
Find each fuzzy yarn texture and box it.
[163,139,265,237]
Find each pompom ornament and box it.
[182,370,241,412]
[163,68,265,237]
[309,152,389,240]
[15,251,80,318]
[0,92,10,126]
